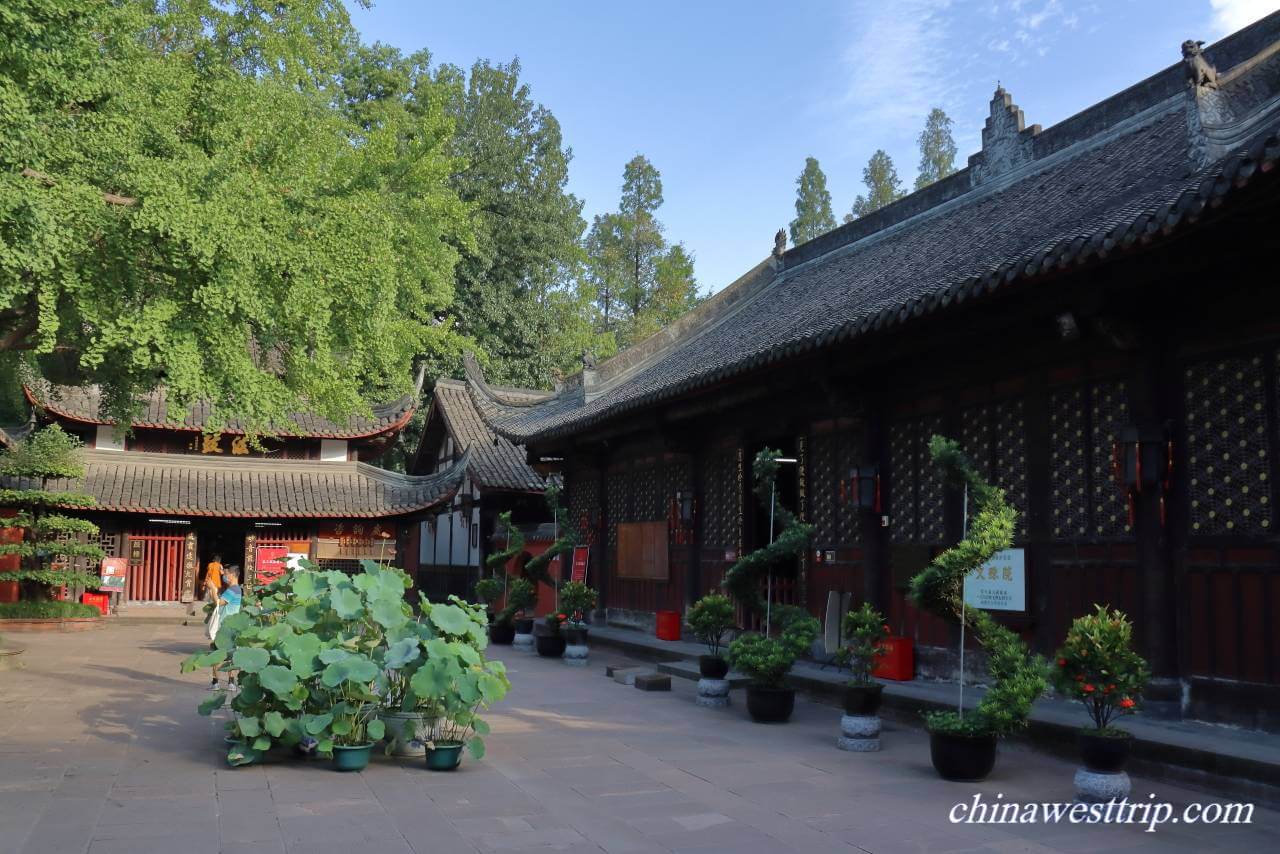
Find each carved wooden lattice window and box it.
[664,457,691,519]
[606,467,629,548]
[1187,355,1272,535]
[566,468,600,537]
[959,402,1028,539]
[1089,381,1130,537]
[700,448,736,548]
[809,432,838,545]
[1049,380,1131,539]
[1050,387,1089,538]
[889,414,946,543]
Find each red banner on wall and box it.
[255,545,289,585]
[570,546,589,584]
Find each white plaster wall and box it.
[319,439,348,462]
[95,425,125,451]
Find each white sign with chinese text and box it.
[963,548,1025,612]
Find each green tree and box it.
[789,157,837,245]
[582,156,698,347]
[0,425,103,599]
[846,149,906,221]
[1,0,470,433]
[915,108,958,190]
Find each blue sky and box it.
[347,0,1279,295]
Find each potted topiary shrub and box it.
[687,593,736,679]
[558,580,597,646]
[909,436,1048,782]
[501,577,537,652]
[474,576,510,643]
[726,612,819,723]
[834,603,890,752]
[1053,604,1149,801]
[839,603,889,715]
[536,612,568,658]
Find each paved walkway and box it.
[1,623,1278,853]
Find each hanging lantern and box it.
[841,465,882,513]
[1112,425,1174,527]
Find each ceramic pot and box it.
[1078,730,1132,773]
[929,730,997,782]
[425,742,464,771]
[489,623,516,645]
[378,711,427,757]
[331,744,374,772]
[536,633,566,658]
[843,683,884,716]
[745,685,795,723]
[699,655,729,679]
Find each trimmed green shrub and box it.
[0,600,100,619]
[558,580,596,625]
[840,603,889,686]
[686,594,736,657]
[910,435,1047,738]
[727,614,819,688]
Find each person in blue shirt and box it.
[209,567,244,687]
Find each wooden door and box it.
[126,530,187,601]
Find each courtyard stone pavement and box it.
[2,623,1278,854]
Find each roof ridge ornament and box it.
[968,86,1042,185]
[773,228,787,259]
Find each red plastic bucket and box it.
[655,610,681,641]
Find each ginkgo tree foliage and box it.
[0,0,471,432]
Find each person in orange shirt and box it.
[203,554,224,603]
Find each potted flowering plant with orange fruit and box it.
[1052,605,1150,774]
[536,612,569,658]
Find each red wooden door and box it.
[127,530,187,601]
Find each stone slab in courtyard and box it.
[2,623,1278,854]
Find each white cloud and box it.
[831,0,962,143]
[1209,0,1280,34]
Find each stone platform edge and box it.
[585,624,1280,807]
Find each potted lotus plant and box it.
[687,593,736,679]
[726,612,819,723]
[1052,605,1149,777]
[838,603,889,716]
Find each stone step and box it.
[634,673,671,692]
[657,659,751,687]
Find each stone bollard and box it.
[564,641,589,667]
[695,678,731,708]
[513,630,535,654]
[836,714,881,752]
[1074,768,1130,804]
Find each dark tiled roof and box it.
[468,20,1280,444]
[24,383,414,440]
[25,450,467,518]
[423,380,546,493]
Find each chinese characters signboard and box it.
[570,546,589,583]
[963,548,1025,612]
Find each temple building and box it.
[408,379,554,602]
[8,382,465,603]
[460,15,1280,729]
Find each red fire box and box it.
[81,592,110,616]
[873,635,914,681]
[655,610,682,641]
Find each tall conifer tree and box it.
[789,157,837,245]
[915,108,958,190]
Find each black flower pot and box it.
[564,627,588,646]
[699,655,729,680]
[488,623,516,645]
[514,617,535,634]
[1078,730,1132,773]
[745,685,795,723]
[929,730,998,782]
[536,633,566,658]
[843,683,883,716]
